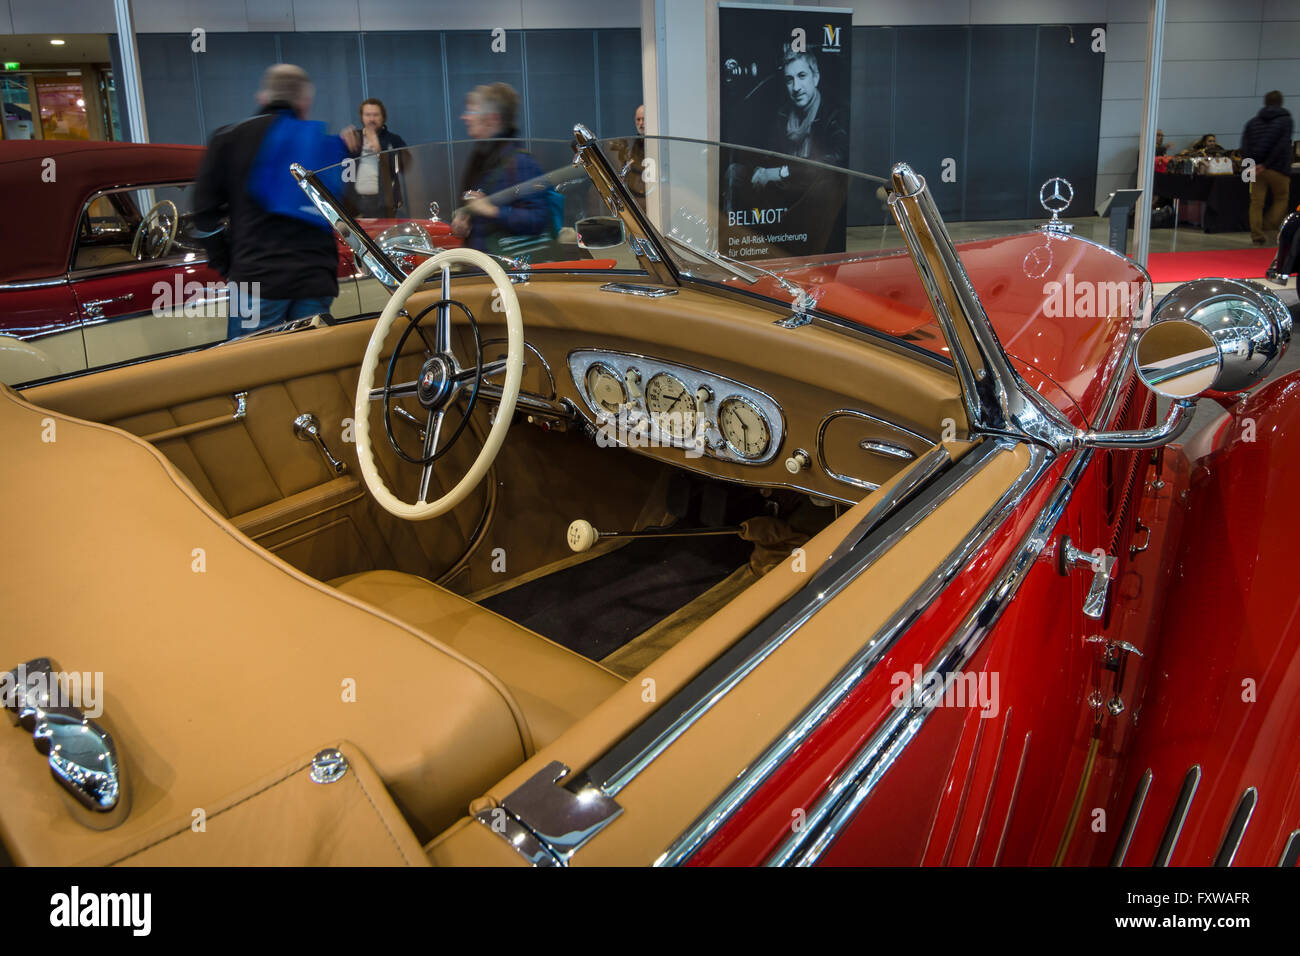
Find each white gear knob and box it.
[567,519,599,553]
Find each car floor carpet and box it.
[480,532,754,661]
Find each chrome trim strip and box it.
[1153,765,1202,866]
[591,443,1003,806]
[0,276,71,290]
[649,441,1040,866]
[1280,829,1300,867]
[1213,786,1258,867]
[761,444,1056,867]
[1110,768,1153,866]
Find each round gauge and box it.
[718,396,771,459]
[585,363,627,416]
[645,372,698,441]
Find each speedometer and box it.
[585,363,627,416]
[645,372,697,441]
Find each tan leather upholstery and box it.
[0,383,536,862]
[332,570,625,749]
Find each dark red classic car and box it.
[0,141,457,386]
[0,130,1295,868]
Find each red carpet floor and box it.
[1146,247,1275,284]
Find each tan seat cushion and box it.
[332,570,626,749]
[0,383,534,863]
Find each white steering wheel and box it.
[354,247,523,520]
[132,199,178,260]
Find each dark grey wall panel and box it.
[525,30,598,140]
[360,32,449,146]
[279,33,365,136]
[194,33,277,139]
[444,30,526,135]
[847,27,896,226]
[1028,24,1105,217]
[136,34,202,147]
[965,25,1036,220]
[892,26,968,219]
[596,28,643,139]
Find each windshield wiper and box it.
[661,232,820,315]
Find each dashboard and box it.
[564,347,935,502]
[567,349,785,466]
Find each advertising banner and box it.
[718,3,853,258]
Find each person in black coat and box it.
[193,64,359,338]
[1241,91,1295,243]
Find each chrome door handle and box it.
[293,413,348,475]
[1059,536,1116,620]
[82,293,134,318]
[1130,519,1152,557]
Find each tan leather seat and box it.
[0,384,536,862]
[332,570,625,749]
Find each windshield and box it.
[309,135,947,349]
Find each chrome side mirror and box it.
[1074,279,1291,450]
[1136,278,1292,399]
[575,216,627,251]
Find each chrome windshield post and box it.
[291,162,406,292]
[887,163,1078,452]
[572,123,681,289]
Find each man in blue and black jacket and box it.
[194,64,359,338]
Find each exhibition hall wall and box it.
[108,29,644,148]
[848,23,1104,225]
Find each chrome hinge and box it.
[473,760,622,866]
[1058,536,1117,619]
[2,658,129,828]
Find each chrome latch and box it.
[1085,637,1144,716]
[473,760,622,866]
[1058,536,1116,620]
[2,658,129,829]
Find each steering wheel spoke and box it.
[370,380,419,402]
[416,410,445,503]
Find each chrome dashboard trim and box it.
[582,439,1005,810]
[566,348,787,468]
[600,282,678,298]
[815,408,933,491]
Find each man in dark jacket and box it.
[345,98,409,218]
[1241,91,1294,244]
[193,64,360,338]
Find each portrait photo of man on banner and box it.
[719,4,853,258]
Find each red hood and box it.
[740,232,1147,427]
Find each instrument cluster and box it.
[567,349,784,466]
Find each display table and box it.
[1153,168,1300,234]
